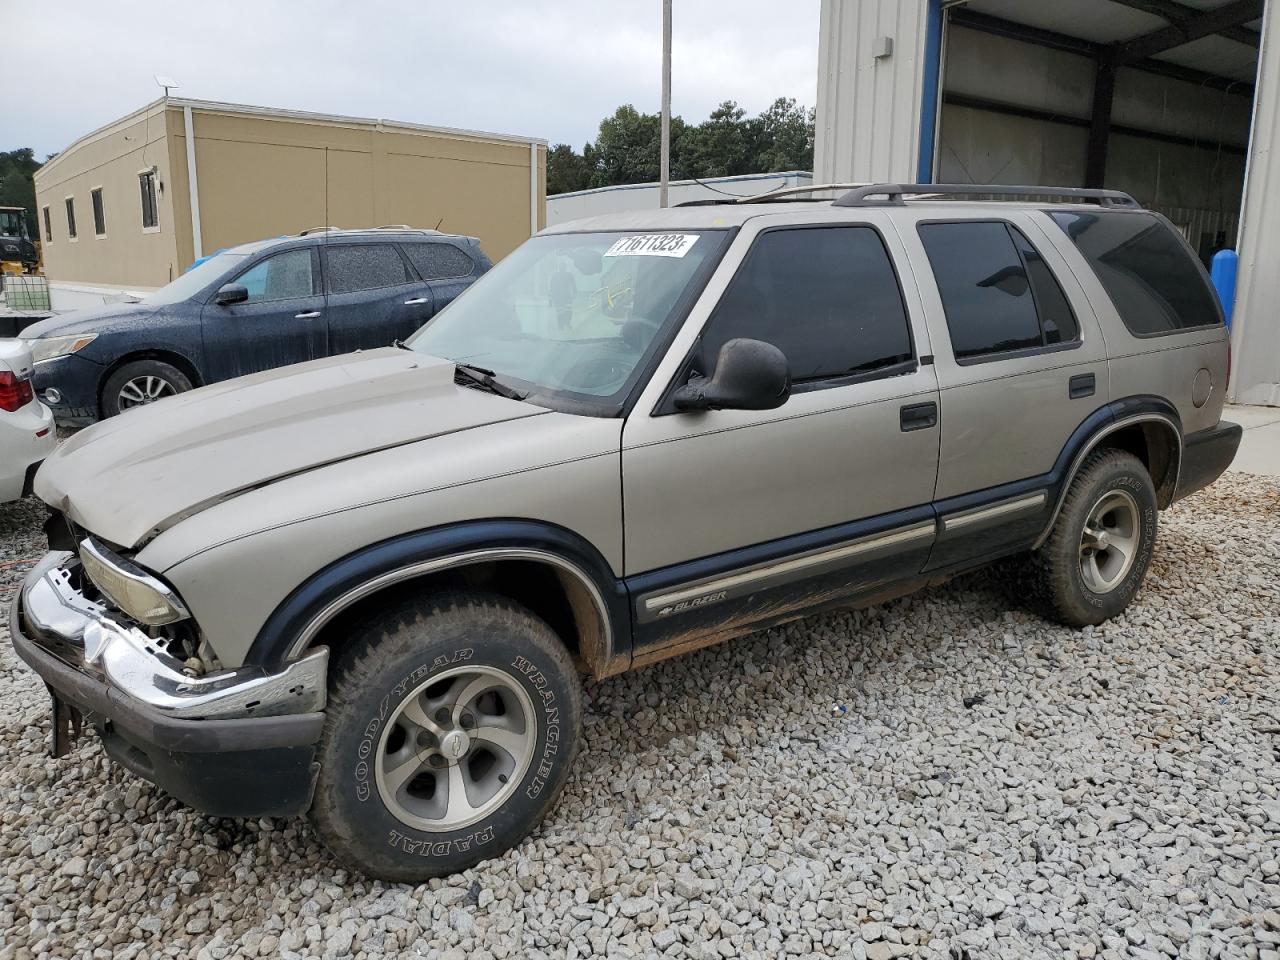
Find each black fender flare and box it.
[1032,395,1182,549]
[245,520,630,673]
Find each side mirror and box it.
[673,338,790,412]
[214,282,248,306]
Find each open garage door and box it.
[936,1,1261,265]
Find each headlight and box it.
[80,538,190,626]
[29,334,97,364]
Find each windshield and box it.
[407,230,727,408]
[0,211,24,239]
[144,252,249,306]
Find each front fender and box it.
[246,520,631,671]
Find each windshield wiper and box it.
[454,362,527,401]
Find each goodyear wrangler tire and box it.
[309,591,581,881]
[1032,448,1158,627]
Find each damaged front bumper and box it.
[10,552,328,817]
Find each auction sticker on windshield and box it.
[604,234,699,258]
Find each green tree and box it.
[547,143,594,195]
[685,101,749,178]
[544,98,817,194]
[745,98,815,173]
[591,105,662,187]
[0,148,43,235]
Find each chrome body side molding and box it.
[941,492,1047,534]
[638,520,937,621]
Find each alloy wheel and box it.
[117,375,177,410]
[1078,489,1140,594]
[374,666,536,832]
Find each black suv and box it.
[21,228,491,424]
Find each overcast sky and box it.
[4,0,820,159]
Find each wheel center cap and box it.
[1094,530,1111,549]
[440,729,470,761]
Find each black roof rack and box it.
[675,183,870,207]
[833,183,1141,208]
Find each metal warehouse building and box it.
[33,98,546,297]
[816,0,1278,406]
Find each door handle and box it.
[900,401,938,432]
[403,297,429,306]
[294,311,322,319]
[1069,373,1096,399]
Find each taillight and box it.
[0,371,35,412]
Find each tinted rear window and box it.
[1049,211,1221,335]
[403,242,475,280]
[324,244,410,293]
[918,221,1045,359]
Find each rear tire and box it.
[309,591,581,882]
[101,359,193,417]
[1032,449,1158,627]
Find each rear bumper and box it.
[1175,420,1242,501]
[9,553,326,817]
[0,399,55,502]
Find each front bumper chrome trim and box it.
[21,552,327,720]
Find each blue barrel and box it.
[1211,249,1238,328]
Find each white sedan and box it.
[0,339,56,503]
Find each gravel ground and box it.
[0,475,1277,960]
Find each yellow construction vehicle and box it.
[0,207,39,276]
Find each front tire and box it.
[1033,448,1158,627]
[101,359,193,417]
[309,592,581,882]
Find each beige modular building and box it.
[33,98,546,293]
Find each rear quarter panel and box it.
[1030,211,1229,435]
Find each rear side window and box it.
[403,242,475,280]
[918,221,1079,360]
[700,226,913,385]
[235,249,315,303]
[1049,211,1221,335]
[324,244,410,293]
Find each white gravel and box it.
[0,474,1277,960]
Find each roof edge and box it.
[34,98,169,183]
[36,96,547,185]
[166,97,547,146]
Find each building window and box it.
[91,188,107,237]
[139,171,159,230]
[42,206,51,243]
[65,197,77,240]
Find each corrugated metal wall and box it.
[815,0,932,183]
[1231,1,1280,405]
[937,25,1250,261]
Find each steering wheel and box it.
[619,315,662,350]
[559,341,636,394]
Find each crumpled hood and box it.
[35,347,544,548]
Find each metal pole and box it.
[660,0,672,207]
